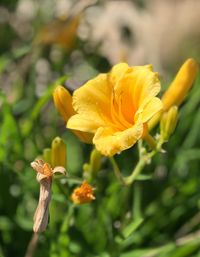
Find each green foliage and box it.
[0,1,200,257]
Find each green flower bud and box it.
[83,163,90,173]
[51,137,66,168]
[160,106,178,141]
[83,148,102,180]
[43,148,52,165]
[90,149,102,174]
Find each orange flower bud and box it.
[53,85,93,144]
[71,181,95,204]
[53,85,75,123]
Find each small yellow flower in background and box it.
[53,86,93,143]
[67,63,163,156]
[71,181,95,204]
[34,15,80,49]
[148,58,199,130]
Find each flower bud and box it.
[43,148,52,165]
[83,163,90,173]
[53,85,93,144]
[53,85,75,123]
[51,137,66,168]
[148,58,198,130]
[90,149,102,174]
[160,106,178,141]
[162,58,199,110]
[71,181,95,204]
[83,149,102,180]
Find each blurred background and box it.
[0,0,200,256]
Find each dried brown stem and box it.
[24,233,39,257]
[33,177,52,233]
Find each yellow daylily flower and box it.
[53,86,93,143]
[67,63,163,156]
[148,58,199,130]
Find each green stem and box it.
[60,204,75,233]
[109,140,162,186]
[54,180,66,195]
[144,133,157,149]
[124,157,147,185]
[110,157,126,185]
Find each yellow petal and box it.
[53,86,93,144]
[128,66,161,109]
[109,63,130,85]
[137,97,163,123]
[67,114,102,133]
[69,74,113,131]
[75,131,94,143]
[147,111,162,131]
[113,65,161,124]
[93,123,143,156]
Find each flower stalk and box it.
[144,132,157,150]
[33,177,52,233]
[110,139,164,186]
[31,159,67,232]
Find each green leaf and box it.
[122,217,144,239]
[135,174,153,181]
